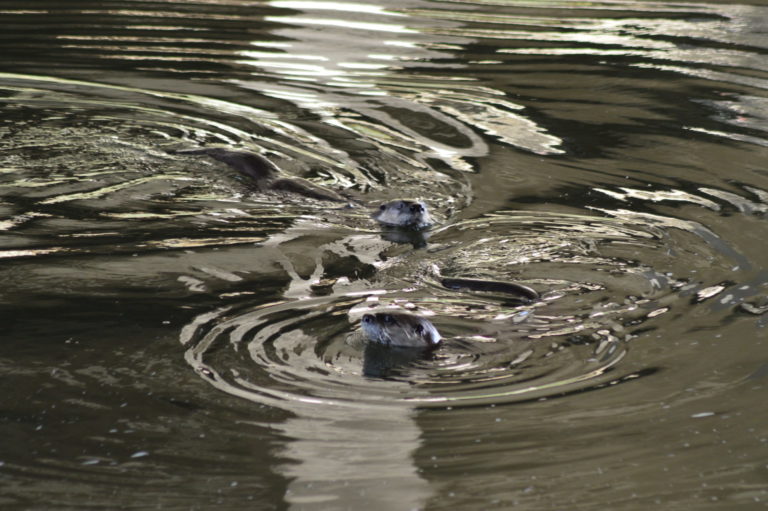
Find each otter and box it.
[361,279,539,348]
[172,148,433,228]
[361,312,441,348]
[170,147,349,202]
[372,200,432,230]
[441,277,539,303]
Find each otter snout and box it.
[372,200,433,229]
[360,312,441,348]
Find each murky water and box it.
[2,0,768,509]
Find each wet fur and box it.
[173,148,436,226]
[171,147,348,202]
[361,312,441,348]
[441,277,539,303]
[361,280,539,349]
[372,200,432,229]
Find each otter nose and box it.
[409,203,424,213]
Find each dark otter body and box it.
[441,277,540,303]
[171,147,348,202]
[172,148,433,228]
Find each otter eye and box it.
[379,204,386,210]
[414,324,424,335]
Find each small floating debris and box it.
[695,285,725,301]
[740,301,768,315]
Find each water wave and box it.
[180,206,740,408]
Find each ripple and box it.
[4,0,768,508]
[0,72,472,258]
[179,207,737,409]
[181,291,628,409]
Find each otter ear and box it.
[414,324,424,335]
[379,204,386,210]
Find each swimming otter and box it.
[360,279,539,348]
[372,200,433,229]
[173,148,433,228]
[171,147,349,202]
[361,312,441,348]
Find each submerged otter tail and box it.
[169,147,278,181]
[441,277,540,303]
[271,177,349,203]
[170,147,353,203]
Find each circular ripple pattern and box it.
[180,208,735,408]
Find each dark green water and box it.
[1,1,767,509]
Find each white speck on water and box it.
[691,412,715,418]
[130,451,149,458]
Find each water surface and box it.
[1,0,768,509]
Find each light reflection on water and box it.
[1,0,768,509]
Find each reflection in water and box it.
[2,0,768,508]
[276,403,432,510]
[236,0,564,160]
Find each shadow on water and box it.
[2,0,768,509]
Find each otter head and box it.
[372,200,433,229]
[361,312,441,348]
